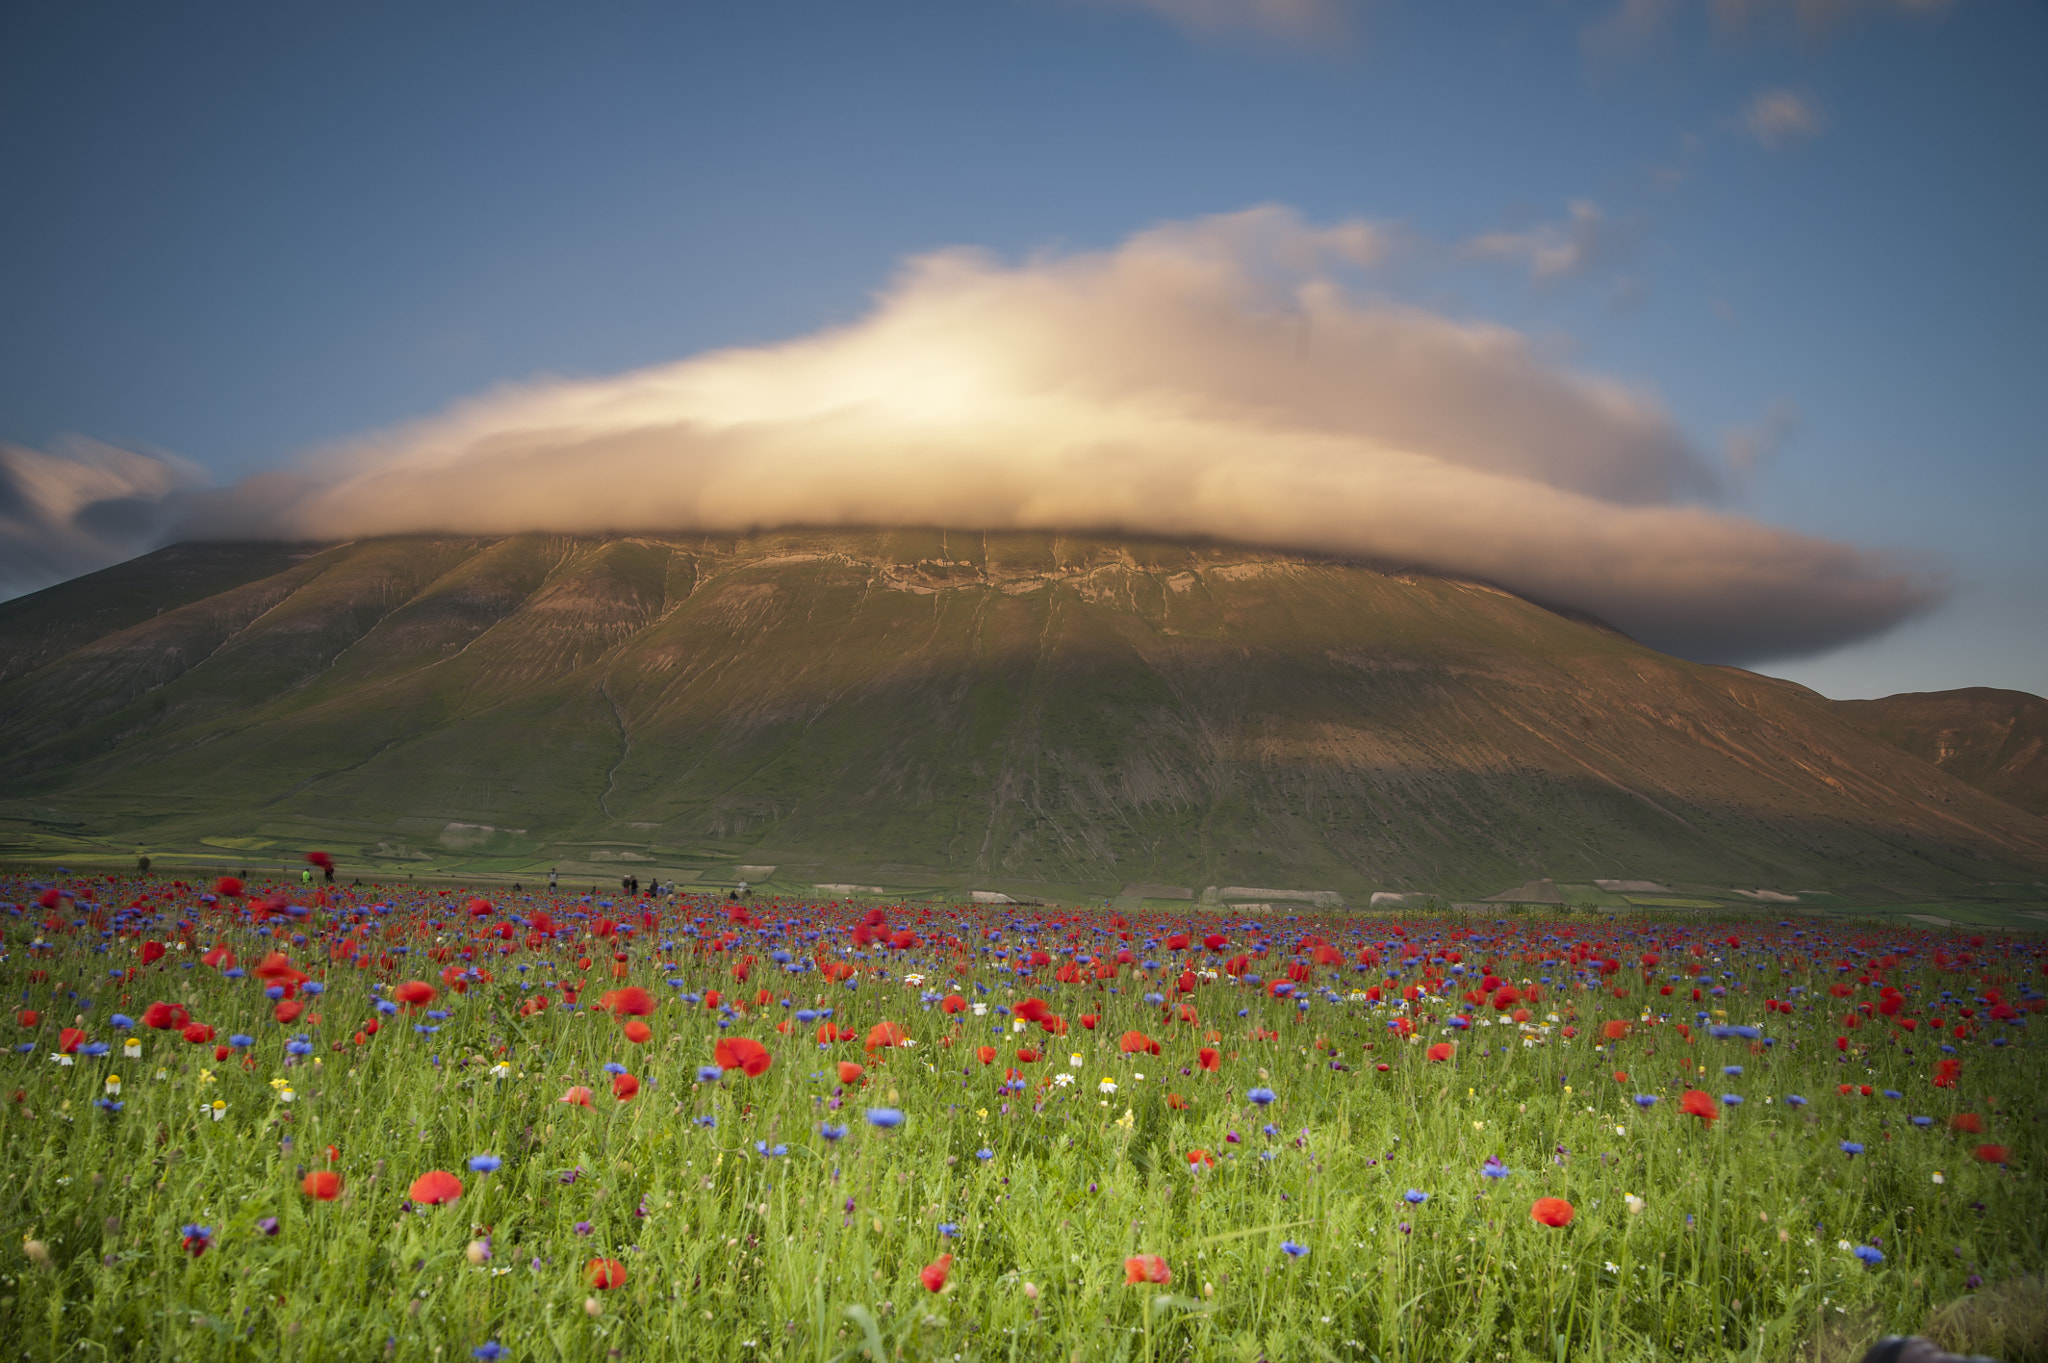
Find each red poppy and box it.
[621,1019,653,1045]
[1530,1197,1574,1227]
[940,994,967,1014]
[612,1073,640,1101]
[1015,998,1050,1023]
[14,1010,36,1028]
[1016,1048,1040,1064]
[559,1086,594,1107]
[602,986,656,1017]
[58,1027,85,1054]
[140,941,166,965]
[214,876,243,898]
[1186,1148,1213,1168]
[1602,1020,1630,1040]
[182,1024,216,1045]
[586,1257,628,1290]
[1678,1089,1718,1126]
[1167,1093,1190,1110]
[713,1036,773,1077]
[1612,1070,1629,1084]
[976,1045,997,1065]
[920,1253,952,1293]
[1950,1113,1982,1134]
[865,1021,909,1052]
[302,1170,341,1200]
[141,1001,189,1030]
[1124,1254,1171,1285]
[1118,1030,1160,1055]
[838,1062,865,1085]
[274,1000,303,1024]
[408,1170,463,1205]
[1425,1042,1454,1063]
[1974,1144,2009,1164]
[1197,1048,1219,1071]
[393,980,437,1008]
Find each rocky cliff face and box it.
[2,529,2043,894]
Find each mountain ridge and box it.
[1835,687,2048,818]
[1,529,2042,897]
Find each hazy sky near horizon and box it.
[1,0,2042,697]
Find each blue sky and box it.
[1,0,2041,698]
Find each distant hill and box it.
[1835,687,2048,818]
[1,530,2043,897]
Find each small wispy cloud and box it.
[1082,0,1347,43]
[1713,0,1954,35]
[1724,398,1802,474]
[1743,89,1825,148]
[1462,201,1644,285]
[1589,0,1955,56]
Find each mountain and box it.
[1835,688,2048,819]
[2,530,2044,899]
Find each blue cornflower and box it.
[473,1344,505,1362]
[1248,1087,1277,1105]
[1634,1094,1658,1108]
[229,1034,255,1048]
[1840,1141,1864,1157]
[866,1108,905,1128]
[1280,1240,1309,1258]
[1403,1189,1429,1205]
[938,1223,959,1238]
[1722,1094,1743,1106]
[601,1062,628,1075]
[693,1115,717,1128]
[697,1065,724,1082]
[755,1141,789,1158]
[1722,1065,1743,1076]
[1911,1116,1934,1127]
[1852,1245,1884,1266]
[976,1147,994,1161]
[467,1155,502,1173]
[110,1014,134,1029]
[1785,1095,1808,1107]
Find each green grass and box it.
[3,884,2042,1361]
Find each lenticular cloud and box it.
[44,206,1942,661]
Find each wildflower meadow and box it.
[3,867,2041,1362]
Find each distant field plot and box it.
[2,870,2042,1362]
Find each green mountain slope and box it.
[2,529,2043,897]
[1835,687,2048,818]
